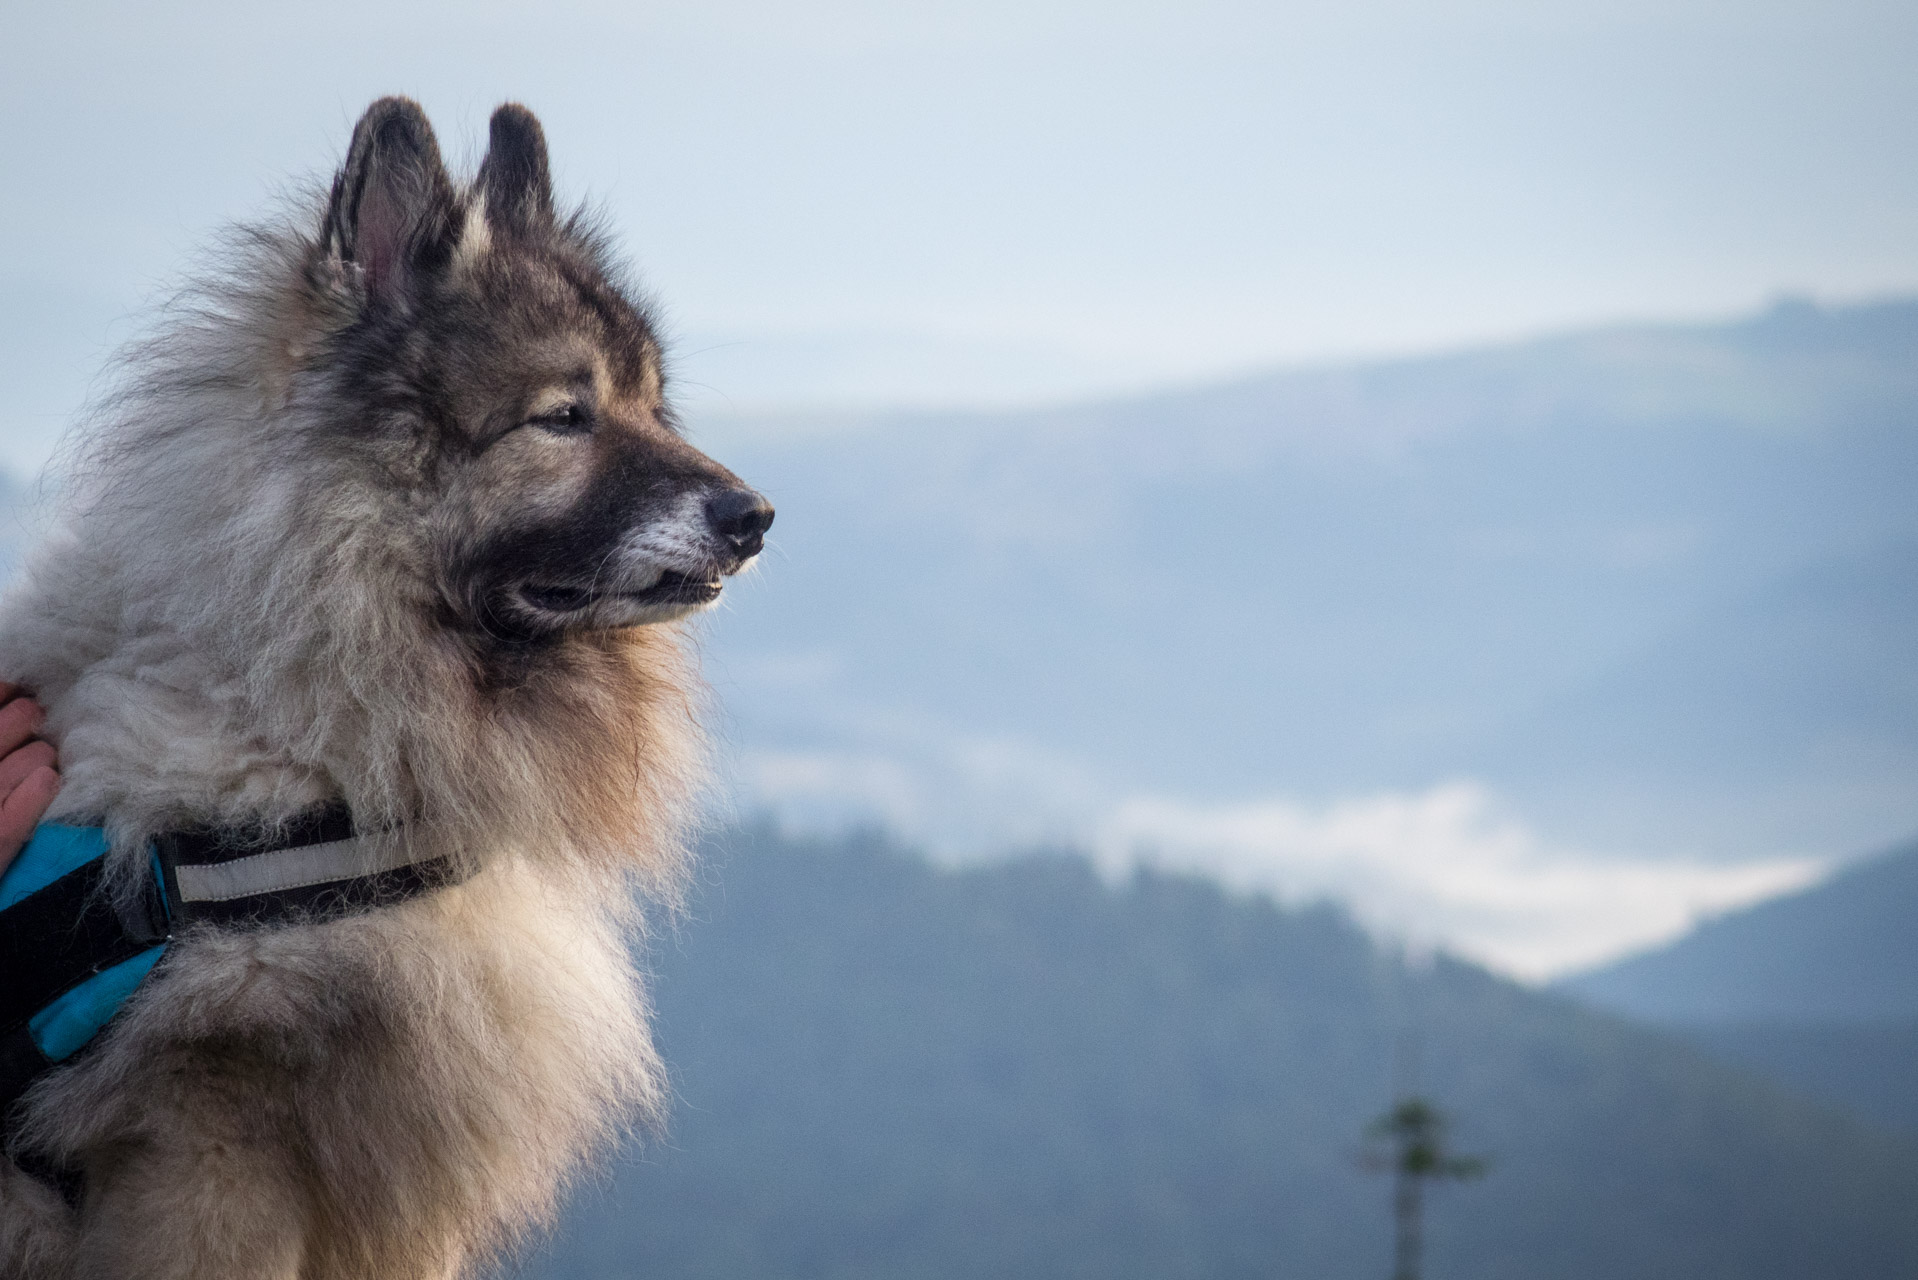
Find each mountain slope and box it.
[1561,839,1918,1024]
[1560,839,1918,1132]
[1687,1020,1918,1134]
[515,827,1918,1280]
[700,297,1918,863]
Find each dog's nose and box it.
[705,487,775,559]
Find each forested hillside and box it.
[512,827,1918,1280]
[1563,839,1918,1132]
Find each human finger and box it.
[0,696,44,758]
[0,763,58,871]
[0,739,56,797]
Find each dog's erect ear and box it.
[477,103,555,236]
[322,97,457,303]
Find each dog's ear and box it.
[322,97,457,305]
[477,103,555,236]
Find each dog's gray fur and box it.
[0,98,767,1279]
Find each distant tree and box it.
[1362,1096,1488,1280]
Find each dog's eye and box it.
[526,404,592,435]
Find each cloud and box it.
[1096,781,1826,981]
[735,736,1828,981]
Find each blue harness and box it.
[0,806,455,1130]
[0,826,170,1092]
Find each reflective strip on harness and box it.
[152,804,455,929]
[172,834,423,903]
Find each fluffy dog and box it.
[0,97,770,1279]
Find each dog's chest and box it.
[46,641,335,826]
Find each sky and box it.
[4,1,1915,976]
[5,0,1918,464]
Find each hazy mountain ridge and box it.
[701,296,1918,873]
[1563,839,1918,1025]
[1498,537,1918,850]
[1561,839,1918,1131]
[516,827,1918,1280]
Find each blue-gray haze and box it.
[6,0,1918,450]
[702,299,1918,864]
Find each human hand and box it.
[0,683,60,876]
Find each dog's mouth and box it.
[520,570,723,616]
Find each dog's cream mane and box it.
[6,209,704,889]
[0,200,706,1278]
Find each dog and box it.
[0,97,770,1279]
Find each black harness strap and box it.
[0,857,158,1034]
[151,802,458,929]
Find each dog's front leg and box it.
[71,1136,308,1280]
